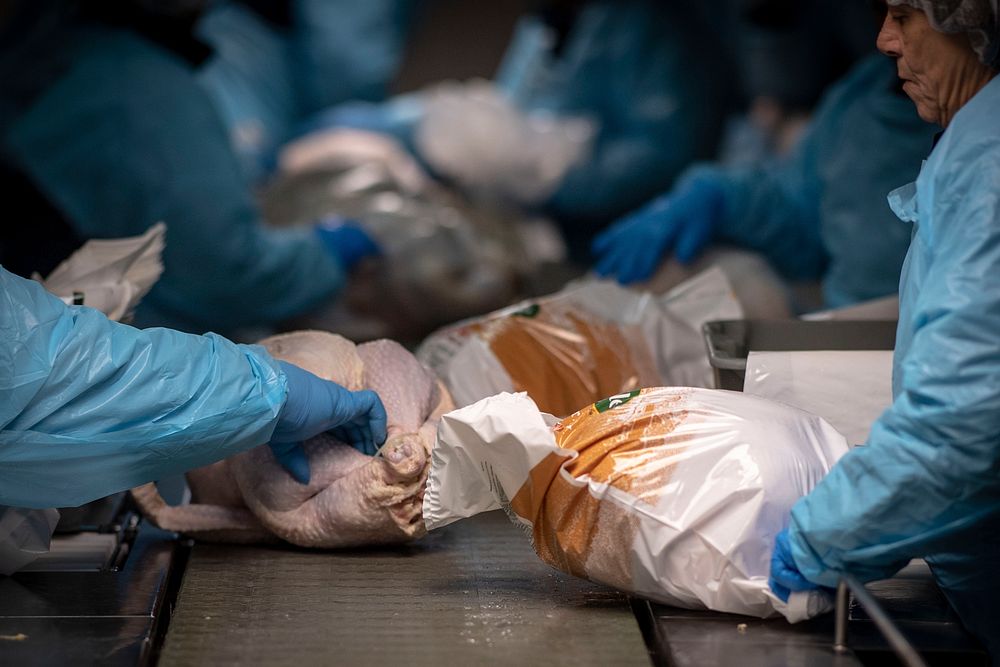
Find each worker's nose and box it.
[876,14,902,58]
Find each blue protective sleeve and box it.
[786,81,1000,586]
[3,28,344,334]
[0,268,288,509]
[197,0,417,181]
[496,3,733,225]
[707,119,828,281]
[290,0,418,112]
[700,54,932,298]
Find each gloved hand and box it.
[769,529,825,603]
[269,360,388,484]
[591,176,725,284]
[314,216,382,273]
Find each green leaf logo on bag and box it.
[595,390,641,413]
[512,304,541,319]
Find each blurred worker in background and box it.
[314,0,736,261]
[197,0,423,183]
[768,0,1000,659]
[0,0,380,336]
[593,1,937,311]
[0,265,387,507]
[722,0,879,165]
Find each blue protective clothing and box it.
[737,0,877,110]
[314,217,383,272]
[198,0,419,182]
[595,55,936,306]
[298,93,426,157]
[270,360,388,484]
[768,529,826,603]
[495,1,733,232]
[591,176,725,283]
[786,74,1000,655]
[318,1,732,258]
[0,24,346,334]
[0,267,287,509]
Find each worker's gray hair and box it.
[887,0,1000,67]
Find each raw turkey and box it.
[131,331,453,547]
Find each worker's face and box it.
[876,5,982,125]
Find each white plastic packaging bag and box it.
[425,388,849,621]
[417,268,742,416]
[415,80,596,205]
[744,350,894,446]
[33,222,165,322]
[0,507,60,575]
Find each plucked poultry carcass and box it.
[131,331,453,547]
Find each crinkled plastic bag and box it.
[0,507,60,575]
[32,222,165,322]
[415,79,596,205]
[425,388,848,621]
[417,268,742,416]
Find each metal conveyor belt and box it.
[159,511,650,666]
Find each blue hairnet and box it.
[887,0,1000,66]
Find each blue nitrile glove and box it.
[269,361,389,484]
[769,529,824,603]
[591,176,725,284]
[314,216,382,272]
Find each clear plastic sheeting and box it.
[0,506,60,576]
[425,389,849,621]
[415,80,596,206]
[417,268,742,416]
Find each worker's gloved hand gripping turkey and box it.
[269,362,388,485]
[0,267,386,509]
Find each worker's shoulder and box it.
[949,76,1000,144]
[807,55,897,135]
[18,25,226,151]
[826,53,886,92]
[934,79,1000,177]
[55,26,204,108]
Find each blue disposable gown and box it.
[1,25,344,334]
[198,0,419,182]
[690,55,935,304]
[0,267,287,509]
[788,75,1000,651]
[496,1,733,231]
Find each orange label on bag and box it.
[509,388,690,587]
[467,304,659,417]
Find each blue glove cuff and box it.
[314,217,382,272]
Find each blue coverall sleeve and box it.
[549,128,716,226]
[786,162,1000,587]
[0,268,288,509]
[3,30,344,333]
[707,118,829,281]
[538,5,732,225]
[291,0,418,112]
